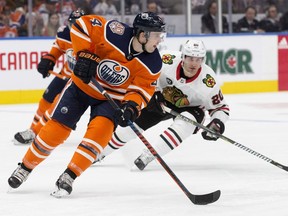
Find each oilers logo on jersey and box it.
[97,60,130,86]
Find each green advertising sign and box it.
[206,49,253,74]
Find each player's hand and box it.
[201,118,225,141]
[74,51,101,84]
[116,101,141,127]
[145,91,166,115]
[37,54,56,78]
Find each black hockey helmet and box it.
[133,12,165,36]
[68,10,85,29]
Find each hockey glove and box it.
[146,91,166,115]
[37,54,56,78]
[201,118,225,141]
[116,101,141,127]
[73,51,101,84]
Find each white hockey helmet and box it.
[181,39,206,62]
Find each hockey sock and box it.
[22,119,71,170]
[68,116,114,176]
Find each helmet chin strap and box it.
[136,37,148,52]
[136,31,149,53]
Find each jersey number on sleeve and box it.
[211,90,224,105]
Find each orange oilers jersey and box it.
[70,15,162,108]
[49,25,74,78]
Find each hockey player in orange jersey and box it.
[8,12,166,197]
[13,10,85,145]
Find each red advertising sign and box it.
[278,35,288,90]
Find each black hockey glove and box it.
[37,54,56,78]
[201,118,225,141]
[116,101,141,127]
[73,51,101,84]
[145,91,166,115]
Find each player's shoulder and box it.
[56,25,70,40]
[105,19,132,40]
[160,50,182,66]
[80,15,107,27]
[137,49,163,74]
[73,15,107,33]
[201,63,216,75]
[200,63,221,89]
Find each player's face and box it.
[182,56,203,77]
[144,32,165,53]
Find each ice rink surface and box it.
[0,91,288,216]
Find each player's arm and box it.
[123,71,160,109]
[70,16,104,84]
[202,88,230,141]
[116,69,161,127]
[37,27,67,78]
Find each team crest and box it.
[162,86,189,107]
[97,60,129,86]
[162,54,176,65]
[109,21,125,35]
[202,74,216,88]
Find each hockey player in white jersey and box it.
[96,39,230,170]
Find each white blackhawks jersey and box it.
[158,51,230,123]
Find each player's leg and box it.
[12,97,50,145]
[13,77,68,145]
[32,75,68,129]
[134,107,205,170]
[93,108,170,163]
[51,100,117,197]
[8,81,87,189]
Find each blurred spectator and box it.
[0,14,17,37]
[259,4,281,32]
[201,0,228,33]
[93,0,118,15]
[280,11,288,31]
[37,0,60,26]
[9,7,25,28]
[59,0,76,26]
[0,0,6,13]
[232,0,264,13]
[73,0,93,14]
[41,12,60,36]
[191,0,206,14]
[106,0,118,15]
[147,1,162,14]
[130,0,140,15]
[18,12,44,37]
[235,6,263,33]
[273,0,288,14]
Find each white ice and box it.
[1,92,288,216]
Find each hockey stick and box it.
[89,78,220,205]
[48,70,69,81]
[162,105,288,172]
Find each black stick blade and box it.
[189,190,221,205]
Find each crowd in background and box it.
[201,0,288,33]
[1,0,288,37]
